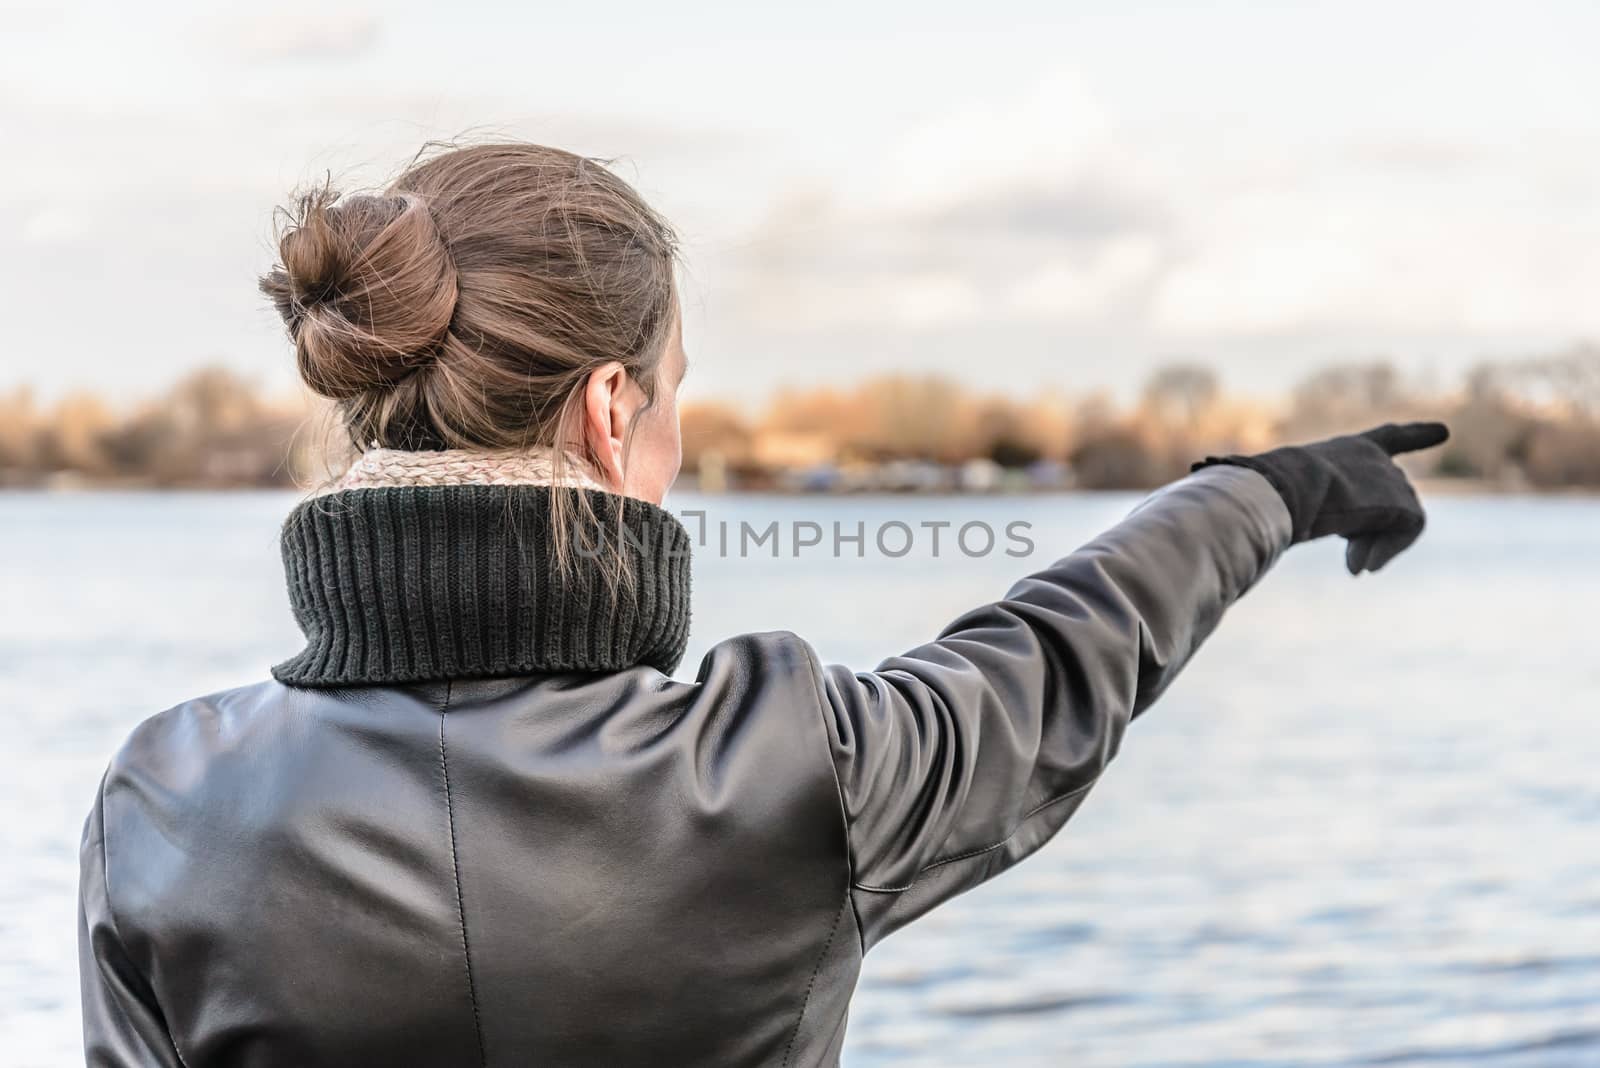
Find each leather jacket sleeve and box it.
[79,777,185,1068]
[803,465,1293,949]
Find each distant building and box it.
[957,458,1003,492]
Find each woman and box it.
[78,142,1447,1067]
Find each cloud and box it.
[18,204,92,246]
[717,183,1174,333]
[924,180,1165,246]
[1347,136,1494,174]
[1,3,62,33]
[708,66,1600,358]
[715,74,1177,334]
[213,11,381,63]
[0,53,763,400]
[1007,235,1167,322]
[870,69,1117,213]
[6,23,1599,406]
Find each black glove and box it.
[1192,422,1450,575]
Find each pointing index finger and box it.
[1364,421,1450,456]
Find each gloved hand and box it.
[1192,422,1450,575]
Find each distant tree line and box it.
[3,346,1598,491]
[0,368,322,488]
[684,344,1600,491]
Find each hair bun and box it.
[261,189,459,400]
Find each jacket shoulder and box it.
[683,630,826,710]
[105,678,296,781]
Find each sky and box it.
[3,0,1598,406]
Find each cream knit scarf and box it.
[322,446,609,496]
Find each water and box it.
[2,490,1597,1067]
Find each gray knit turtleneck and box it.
[273,485,692,686]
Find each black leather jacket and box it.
[79,465,1291,1066]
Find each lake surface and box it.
[2,489,1596,1067]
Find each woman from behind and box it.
[79,141,1446,1067]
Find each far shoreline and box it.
[3,476,1595,499]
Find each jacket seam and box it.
[852,779,1098,894]
[96,777,193,1068]
[792,636,868,958]
[780,895,847,1068]
[437,681,488,1067]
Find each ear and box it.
[581,361,640,490]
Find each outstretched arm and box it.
[801,464,1290,947]
[803,423,1446,950]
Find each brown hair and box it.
[260,141,680,572]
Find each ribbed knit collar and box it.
[273,480,692,687]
